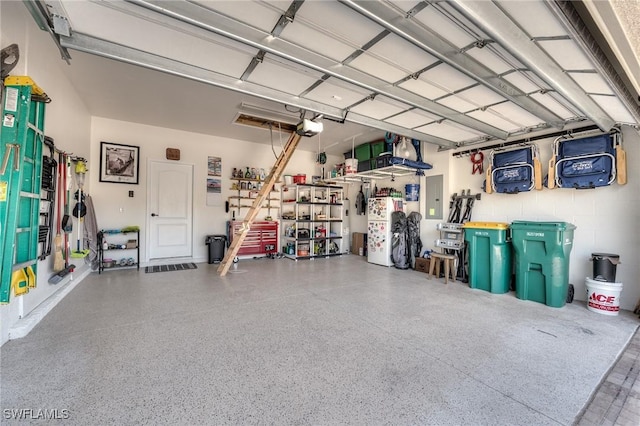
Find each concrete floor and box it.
[1,255,638,425]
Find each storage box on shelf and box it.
[281,184,344,260]
[98,227,140,273]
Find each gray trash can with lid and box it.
[206,235,227,264]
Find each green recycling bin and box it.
[510,221,576,308]
[463,222,512,294]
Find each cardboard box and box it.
[414,257,430,273]
[351,232,367,256]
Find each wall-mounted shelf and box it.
[228,177,280,219]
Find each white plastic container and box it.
[345,158,358,175]
[585,277,623,316]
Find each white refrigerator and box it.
[367,197,404,266]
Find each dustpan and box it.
[71,249,90,258]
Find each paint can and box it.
[585,277,623,316]
[405,184,420,201]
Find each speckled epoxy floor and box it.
[1,255,638,425]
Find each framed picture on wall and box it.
[99,141,140,184]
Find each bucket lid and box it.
[591,253,621,264]
[585,277,623,286]
[463,221,509,230]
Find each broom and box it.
[53,154,65,271]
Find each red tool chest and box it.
[228,221,279,256]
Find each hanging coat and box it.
[355,186,365,215]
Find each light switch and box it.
[129,190,134,197]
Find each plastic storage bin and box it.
[355,143,372,162]
[206,235,227,264]
[370,140,386,158]
[510,221,576,307]
[463,222,512,294]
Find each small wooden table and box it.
[428,253,457,284]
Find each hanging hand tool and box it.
[471,151,484,175]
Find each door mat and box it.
[145,263,197,273]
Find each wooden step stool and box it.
[427,253,457,284]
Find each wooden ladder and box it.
[217,132,302,276]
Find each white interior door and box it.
[147,160,193,260]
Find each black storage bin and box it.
[376,154,393,169]
[591,253,620,282]
[206,235,227,264]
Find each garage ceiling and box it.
[24,0,640,155]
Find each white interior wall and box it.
[1,2,92,345]
[89,117,339,263]
[450,127,640,311]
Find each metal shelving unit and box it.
[97,229,140,273]
[280,184,344,260]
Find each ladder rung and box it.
[12,260,37,271]
[27,123,45,134]
[19,191,40,199]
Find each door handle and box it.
[151,213,158,217]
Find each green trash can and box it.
[510,221,576,308]
[463,222,512,294]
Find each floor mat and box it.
[145,263,197,273]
